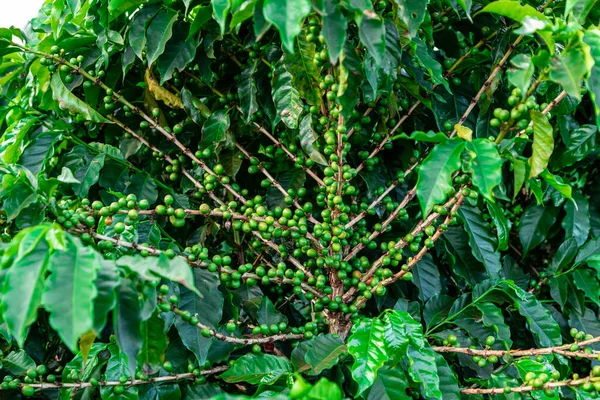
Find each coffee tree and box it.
[1,0,600,398]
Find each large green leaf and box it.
[238,61,259,123]
[477,1,550,23]
[42,236,100,352]
[359,13,386,65]
[93,259,120,333]
[575,237,600,266]
[129,5,159,59]
[263,0,311,53]
[2,350,36,376]
[321,0,347,65]
[175,269,223,365]
[486,201,510,251]
[108,0,145,18]
[220,353,292,384]
[507,54,534,96]
[285,34,322,107]
[412,253,441,302]
[549,47,588,100]
[304,334,347,375]
[157,22,198,84]
[145,9,178,66]
[114,279,143,375]
[200,110,232,154]
[51,74,110,123]
[562,190,590,246]
[138,312,168,373]
[466,139,503,201]
[394,0,428,38]
[73,153,105,197]
[100,343,138,399]
[212,0,231,34]
[434,353,461,400]
[476,302,512,349]
[347,318,388,396]
[366,366,410,400]
[528,110,554,179]
[556,125,597,168]
[518,203,559,256]
[572,269,600,307]
[584,30,600,127]
[299,114,327,166]
[416,139,464,216]
[459,204,502,276]
[2,225,52,347]
[271,62,303,129]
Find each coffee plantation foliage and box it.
[1,0,600,398]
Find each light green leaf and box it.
[188,6,212,40]
[458,204,502,276]
[51,74,110,123]
[391,130,448,143]
[486,201,510,251]
[145,9,178,66]
[366,366,410,400]
[507,54,534,96]
[416,139,464,216]
[73,153,105,197]
[583,30,600,127]
[285,33,322,107]
[528,110,554,179]
[518,203,559,256]
[347,318,388,396]
[108,0,145,18]
[200,110,232,155]
[42,236,100,352]
[467,139,503,201]
[263,0,311,53]
[238,61,259,123]
[304,334,347,375]
[394,0,428,38]
[2,225,52,347]
[321,0,347,65]
[3,350,35,376]
[138,312,168,372]
[114,279,143,375]
[565,0,597,22]
[271,61,303,129]
[562,190,590,246]
[477,1,550,23]
[573,269,600,307]
[220,353,292,384]
[299,114,327,166]
[512,158,528,199]
[359,13,385,65]
[549,48,588,100]
[212,0,231,34]
[540,170,572,200]
[128,5,159,60]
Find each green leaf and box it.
[220,353,292,384]
[129,5,160,59]
[575,237,600,266]
[583,30,600,127]
[304,334,347,375]
[518,203,559,256]
[3,350,35,376]
[572,269,600,307]
[188,6,212,40]
[416,139,464,216]
[477,1,550,23]
[299,114,327,166]
[42,236,100,352]
[100,343,138,399]
[157,22,197,84]
[263,0,311,53]
[267,169,305,208]
[562,190,590,246]
[507,54,534,96]
[220,150,243,178]
[347,318,388,396]
[555,125,597,168]
[486,201,510,251]
[366,366,410,400]
[414,37,451,94]
[321,0,347,65]
[394,0,428,38]
[566,0,597,22]
[145,9,178,66]
[138,312,168,372]
[108,0,145,18]
[459,204,502,276]
[255,296,287,325]
[200,110,232,154]
[434,353,461,400]
[528,110,554,179]
[238,61,259,123]
[51,74,110,123]
[476,302,513,349]
[212,0,231,34]
[549,48,588,100]
[359,13,385,65]
[391,130,449,143]
[230,0,256,28]
[285,34,322,107]
[466,139,503,201]
[512,158,528,199]
[405,345,443,399]
[271,62,303,129]
[114,279,143,375]
[2,225,52,347]
[175,269,223,365]
[93,260,119,333]
[540,170,572,200]
[549,275,569,308]
[73,153,106,197]
[423,295,454,328]
[412,253,441,302]
[147,254,199,295]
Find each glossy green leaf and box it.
[271,62,302,129]
[477,1,550,23]
[394,0,428,38]
[42,236,100,352]
[73,153,105,197]
[108,0,145,18]
[549,48,588,100]
[459,204,502,276]
[476,302,512,349]
[366,366,410,400]
[145,9,178,66]
[391,130,449,143]
[416,139,464,216]
[220,353,292,384]
[423,295,454,328]
[575,236,600,266]
[3,350,35,376]
[412,253,441,302]
[157,22,197,84]
[467,139,503,201]
[528,110,554,179]
[321,0,347,65]
[572,269,600,307]
[583,30,600,127]
[359,13,385,65]
[93,259,120,333]
[555,124,598,169]
[549,275,569,308]
[188,6,212,40]
[129,5,160,59]
[285,34,322,107]
[2,225,52,347]
[347,318,388,396]
[519,203,559,256]
[138,312,168,372]
[562,190,590,246]
[263,0,311,53]
[114,279,143,375]
[238,61,259,123]
[507,54,534,96]
[100,343,138,399]
[540,170,572,200]
[51,74,110,123]
[304,334,347,375]
[486,201,510,251]
[299,114,327,166]
[212,0,231,34]
[200,110,232,154]
[434,353,460,400]
[414,37,451,93]
[405,345,443,399]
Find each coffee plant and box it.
[1,0,600,398]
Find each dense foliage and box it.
[1,0,600,398]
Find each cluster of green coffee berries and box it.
[0,362,52,397]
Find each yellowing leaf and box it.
[79,330,96,365]
[454,124,472,141]
[144,69,183,109]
